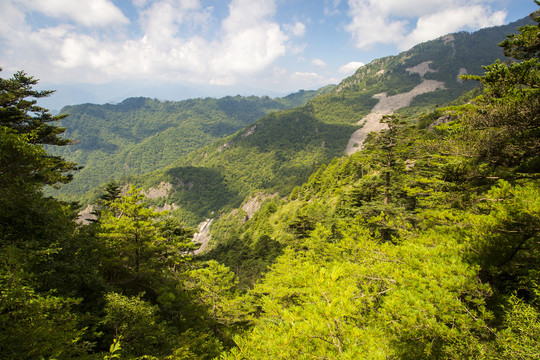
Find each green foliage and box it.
[102,292,179,358]
[186,260,249,327]
[494,294,540,359]
[104,336,122,360]
[97,186,196,296]
[0,259,86,359]
[466,180,540,300]
[223,223,494,359]
[217,17,540,358]
[0,69,77,186]
[0,69,69,146]
[118,18,528,226]
[499,2,540,60]
[3,15,540,360]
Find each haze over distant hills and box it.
[37,80,287,114]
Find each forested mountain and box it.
[48,87,332,200]
[123,17,530,225]
[1,8,538,360]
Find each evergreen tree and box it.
[0,70,87,358]
[0,68,76,185]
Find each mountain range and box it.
[50,17,529,226]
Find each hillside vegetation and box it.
[0,8,538,360]
[206,12,540,357]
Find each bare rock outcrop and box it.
[346,61,445,155]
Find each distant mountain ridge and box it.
[49,88,332,200]
[122,17,530,225]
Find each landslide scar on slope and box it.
[345,61,445,155]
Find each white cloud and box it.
[311,58,327,67]
[373,0,454,18]
[339,61,365,74]
[0,0,290,85]
[138,0,210,47]
[211,0,287,80]
[19,0,129,27]
[345,0,507,49]
[345,0,408,48]
[324,0,343,16]
[222,0,276,32]
[401,5,506,49]
[288,42,307,55]
[284,21,306,37]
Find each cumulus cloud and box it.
[284,22,306,37]
[345,0,507,49]
[210,0,287,80]
[345,0,408,48]
[19,0,129,27]
[0,0,290,85]
[339,61,365,74]
[401,5,506,49]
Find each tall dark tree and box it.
[0,68,77,186]
[458,2,540,176]
[0,70,87,358]
[0,69,78,248]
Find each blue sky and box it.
[0,0,537,107]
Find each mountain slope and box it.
[210,18,540,353]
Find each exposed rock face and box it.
[193,218,213,255]
[242,193,277,219]
[406,61,437,78]
[144,182,173,199]
[428,114,456,130]
[77,204,96,224]
[241,125,257,137]
[457,67,468,83]
[346,75,445,155]
[218,143,230,152]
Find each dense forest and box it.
[0,5,539,360]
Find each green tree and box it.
[102,292,180,358]
[98,185,169,284]
[499,2,540,60]
[456,3,540,177]
[0,248,86,359]
[187,260,247,326]
[0,71,88,358]
[0,68,76,185]
[224,222,494,359]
